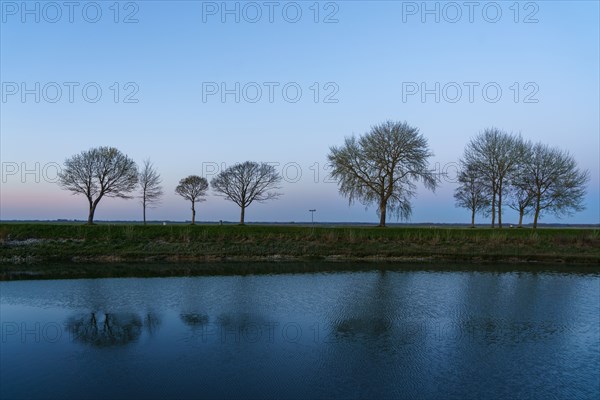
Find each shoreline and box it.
[1,223,598,280]
[2,259,599,281]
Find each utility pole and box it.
[309,209,316,226]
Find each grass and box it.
[1,223,599,273]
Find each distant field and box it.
[2,220,599,229]
[1,224,598,277]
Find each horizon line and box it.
[1,220,599,227]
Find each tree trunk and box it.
[87,199,98,225]
[378,200,387,227]
[471,208,475,228]
[518,210,524,228]
[532,193,541,229]
[240,206,245,225]
[87,205,96,225]
[497,186,503,229]
[143,201,147,226]
[490,191,496,228]
[191,202,196,225]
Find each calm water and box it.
[1,269,599,399]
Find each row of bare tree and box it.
[173,162,281,225]
[328,122,588,228]
[454,128,589,228]
[58,148,281,225]
[58,121,588,227]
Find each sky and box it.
[1,0,599,224]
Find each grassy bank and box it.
[1,223,599,273]
[2,261,600,281]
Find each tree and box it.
[138,159,164,225]
[507,140,536,228]
[211,161,282,225]
[175,176,209,225]
[507,180,536,228]
[462,128,522,228]
[520,143,589,228]
[58,147,138,224]
[454,162,490,228]
[327,120,437,227]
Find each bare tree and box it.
[507,140,536,228]
[520,143,589,228]
[507,182,536,228]
[175,175,209,225]
[58,147,138,224]
[454,162,490,228]
[138,159,164,225]
[462,128,522,228]
[327,120,437,227]
[211,161,282,225]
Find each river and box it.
[1,268,599,399]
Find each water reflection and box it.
[66,311,161,347]
[180,313,209,327]
[1,271,598,400]
[332,272,397,339]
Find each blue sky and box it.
[1,0,599,224]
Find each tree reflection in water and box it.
[180,313,209,327]
[66,312,161,347]
[144,313,162,336]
